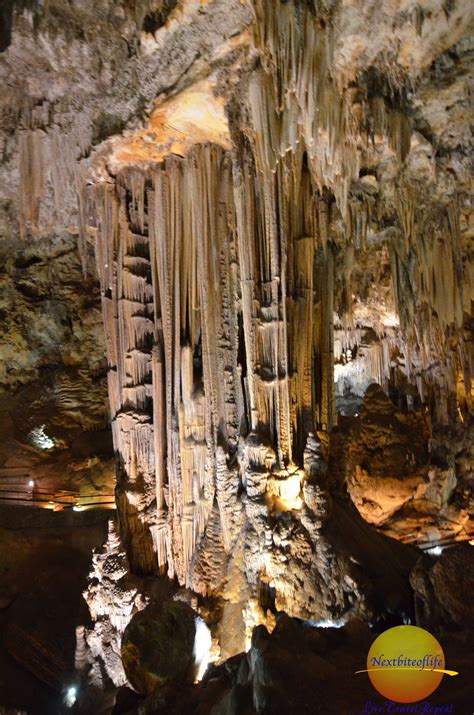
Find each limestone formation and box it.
[82,520,150,689]
[71,3,472,649]
[0,0,473,711]
[110,609,474,714]
[0,232,115,498]
[341,384,457,524]
[410,542,474,635]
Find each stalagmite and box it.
[1,0,473,709]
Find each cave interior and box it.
[0,1,473,714]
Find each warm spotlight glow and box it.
[110,79,230,170]
[193,617,212,682]
[268,471,303,510]
[28,480,34,487]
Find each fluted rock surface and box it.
[0,0,473,697]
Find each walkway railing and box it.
[0,485,115,511]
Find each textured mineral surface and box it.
[0,0,473,712]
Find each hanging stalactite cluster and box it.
[8,0,472,670]
[87,134,338,588]
[76,0,473,596]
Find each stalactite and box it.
[85,0,471,611]
[19,129,46,237]
[18,99,93,240]
[7,0,473,694]
[387,183,470,418]
[245,0,470,424]
[151,343,168,569]
[91,120,340,585]
[249,0,413,222]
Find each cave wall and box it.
[0,0,473,689]
[0,230,115,497]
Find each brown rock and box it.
[410,543,474,635]
[121,600,197,696]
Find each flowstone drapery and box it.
[90,139,337,592]
[83,2,472,610]
[1,0,473,709]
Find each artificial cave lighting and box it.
[109,79,231,171]
[64,686,77,707]
[307,617,350,629]
[193,617,213,683]
[1,0,473,713]
[28,425,55,450]
[267,471,304,511]
[426,545,445,556]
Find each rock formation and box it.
[0,231,115,499]
[121,599,208,695]
[110,603,474,714]
[0,0,473,711]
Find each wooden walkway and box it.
[0,467,114,510]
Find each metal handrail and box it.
[417,534,473,551]
[0,487,116,510]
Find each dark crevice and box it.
[142,0,178,34]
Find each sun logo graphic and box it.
[356,625,458,703]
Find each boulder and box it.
[121,600,197,696]
[410,543,474,635]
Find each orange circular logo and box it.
[359,625,457,703]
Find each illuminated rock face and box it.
[81,521,147,689]
[81,0,472,611]
[0,233,115,499]
[1,0,473,696]
[121,600,198,695]
[90,137,337,585]
[69,10,473,680]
